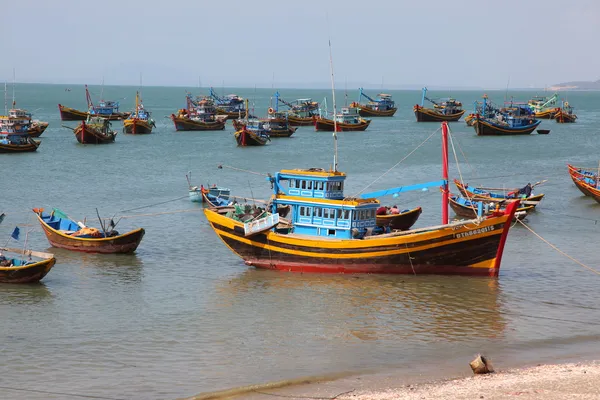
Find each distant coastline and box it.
[547,79,600,91]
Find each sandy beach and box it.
[201,361,600,400]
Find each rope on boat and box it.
[448,127,480,221]
[217,164,270,177]
[517,219,600,275]
[351,127,441,198]
[119,195,189,213]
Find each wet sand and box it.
[221,361,600,400]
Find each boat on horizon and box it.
[354,88,397,117]
[58,85,131,121]
[34,208,145,253]
[413,87,465,122]
[123,92,156,134]
[276,93,319,126]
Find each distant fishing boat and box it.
[186,172,230,203]
[71,116,117,144]
[472,97,541,135]
[234,123,270,146]
[1,81,49,137]
[354,88,397,117]
[276,93,319,126]
[554,101,577,123]
[528,93,559,119]
[414,87,465,122]
[448,194,532,221]
[34,208,145,253]
[0,247,56,283]
[314,102,371,131]
[0,134,40,153]
[123,92,155,134]
[171,94,227,131]
[464,94,497,126]
[209,87,251,119]
[58,85,131,121]
[454,179,545,207]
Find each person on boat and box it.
[376,206,387,215]
[390,205,400,215]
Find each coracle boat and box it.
[34,208,145,253]
[58,85,130,121]
[554,102,577,123]
[528,93,559,119]
[186,172,230,203]
[414,87,465,122]
[0,247,56,283]
[454,179,544,207]
[276,93,319,126]
[72,116,117,144]
[314,105,371,131]
[375,206,422,231]
[472,98,541,135]
[0,105,49,137]
[123,92,156,134]
[204,122,520,276]
[0,134,40,153]
[354,88,397,117]
[209,87,250,119]
[449,194,532,221]
[171,94,226,131]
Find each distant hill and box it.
[548,79,600,91]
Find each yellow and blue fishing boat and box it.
[123,92,156,134]
[204,122,519,276]
[354,88,397,117]
[0,247,56,283]
[414,87,465,122]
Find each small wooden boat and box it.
[59,85,130,121]
[449,194,532,221]
[72,117,117,144]
[554,102,577,123]
[314,105,371,131]
[567,165,598,196]
[414,87,464,122]
[0,134,40,153]
[571,177,600,203]
[276,93,319,126]
[354,88,397,117]
[375,206,422,230]
[34,208,145,253]
[528,93,559,119]
[186,172,230,203]
[454,179,545,206]
[0,247,56,283]
[123,92,155,134]
[202,190,230,207]
[234,125,270,146]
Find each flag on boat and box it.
[11,226,20,241]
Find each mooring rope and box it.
[119,195,189,213]
[448,128,480,221]
[217,164,269,177]
[517,219,600,275]
[351,127,440,198]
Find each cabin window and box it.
[301,180,306,189]
[289,179,295,188]
[306,207,312,217]
[317,181,323,190]
[337,209,343,219]
[308,181,313,190]
[315,207,322,217]
[330,209,336,219]
[326,182,331,191]
[299,206,305,216]
[328,229,335,236]
[323,209,330,219]
[343,210,350,219]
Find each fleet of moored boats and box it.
[0,82,588,283]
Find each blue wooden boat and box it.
[449,194,532,221]
[0,247,56,283]
[454,179,545,206]
[472,97,541,135]
[186,172,230,203]
[354,88,397,117]
[209,87,252,119]
[276,94,319,126]
[202,191,230,207]
[464,94,499,126]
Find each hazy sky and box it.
[3,0,598,89]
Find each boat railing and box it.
[244,213,280,236]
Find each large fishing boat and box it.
[276,93,319,126]
[464,94,498,126]
[314,103,371,131]
[0,107,49,137]
[171,94,227,131]
[233,119,270,146]
[204,122,519,276]
[414,87,465,122]
[472,98,541,136]
[353,88,397,117]
[0,134,40,153]
[528,93,559,119]
[71,116,117,144]
[123,92,156,134]
[554,101,577,123]
[58,85,130,121]
[209,87,250,119]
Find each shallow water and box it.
[1,84,600,399]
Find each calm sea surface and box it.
[1,84,600,399]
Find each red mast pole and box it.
[441,121,449,225]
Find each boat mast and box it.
[3,82,7,115]
[328,39,338,172]
[441,121,449,224]
[11,68,15,108]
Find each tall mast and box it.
[100,77,105,100]
[12,68,15,108]
[4,82,7,115]
[328,39,338,172]
[441,122,449,225]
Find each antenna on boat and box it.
[328,38,338,172]
[504,75,510,102]
[100,76,105,101]
[12,68,15,108]
[3,81,7,116]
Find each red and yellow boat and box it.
[123,92,155,134]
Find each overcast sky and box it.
[2,0,598,89]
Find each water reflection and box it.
[0,282,53,305]
[50,248,144,283]
[215,271,506,343]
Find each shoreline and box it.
[181,351,600,400]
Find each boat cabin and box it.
[268,169,380,239]
[0,109,33,133]
[90,100,120,116]
[368,93,395,111]
[335,106,362,124]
